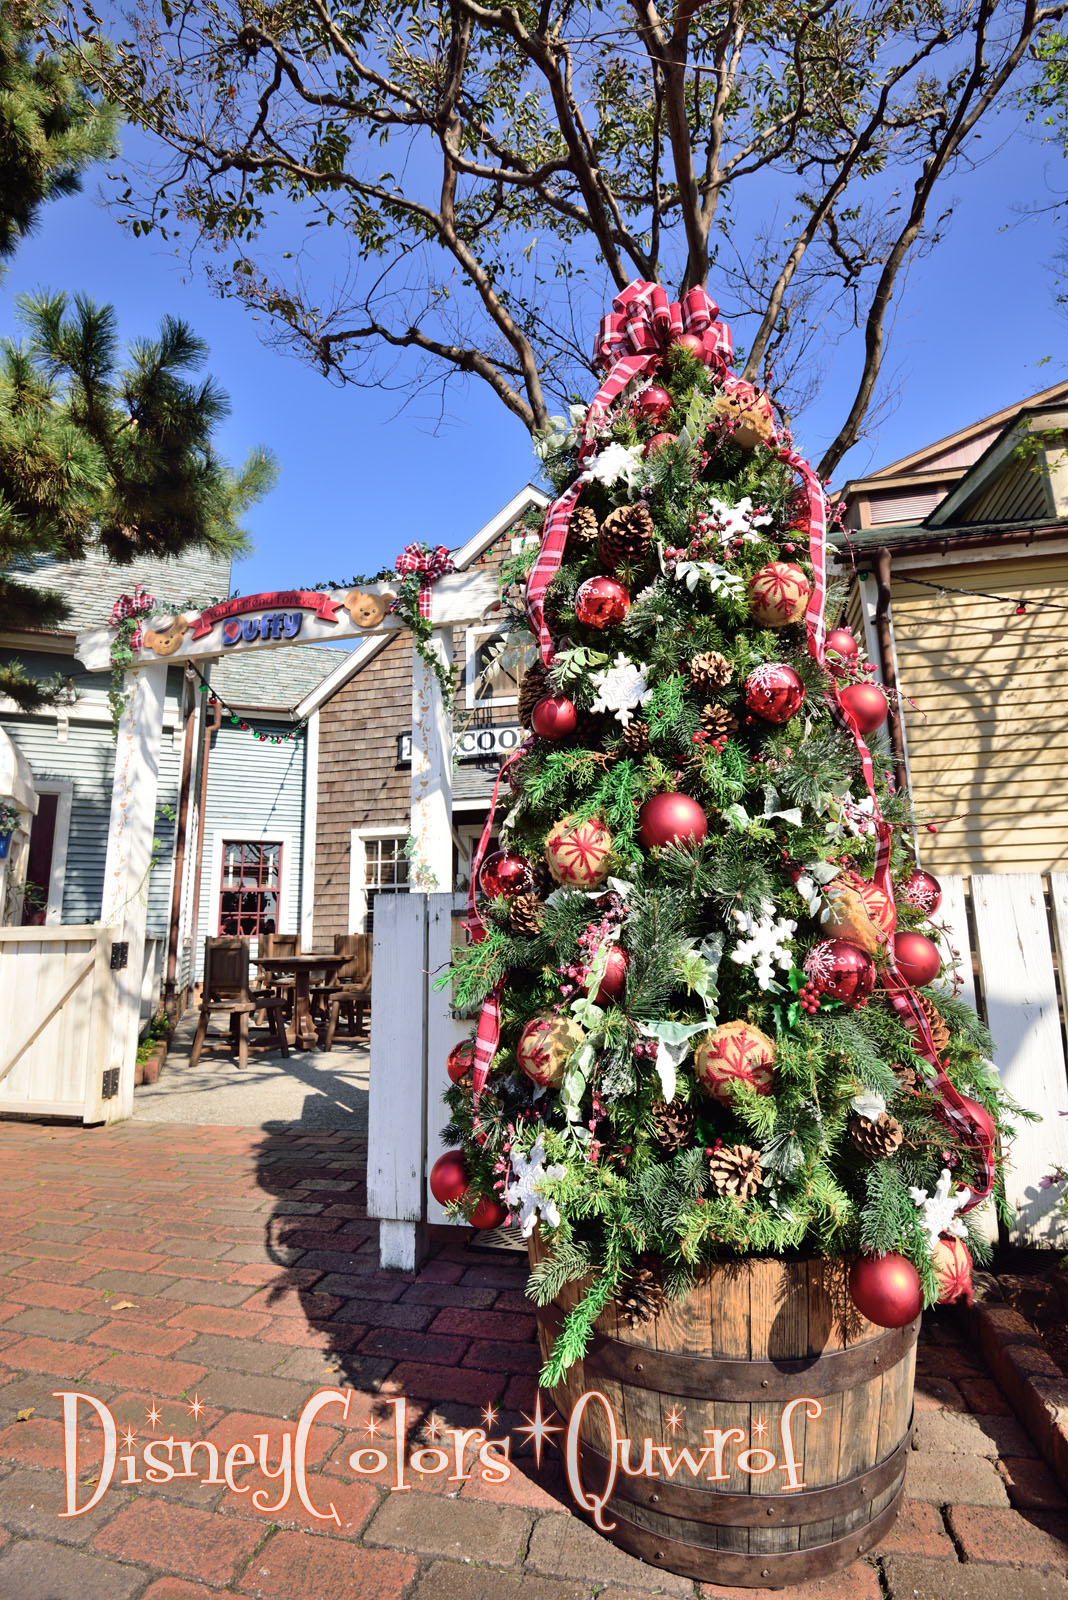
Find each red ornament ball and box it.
[672,333,705,358]
[545,815,613,887]
[849,1253,923,1329]
[429,1150,470,1207]
[839,681,888,735]
[575,575,630,629]
[586,945,629,1004]
[825,628,859,672]
[468,1195,509,1230]
[748,562,811,629]
[639,792,709,849]
[891,930,941,987]
[932,1235,974,1307]
[744,663,806,723]
[479,850,534,900]
[694,1021,776,1101]
[950,1094,997,1152]
[804,939,876,1005]
[447,1039,475,1084]
[899,867,942,915]
[531,695,578,740]
[632,383,673,422]
[644,431,677,458]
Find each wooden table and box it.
[254,954,344,1050]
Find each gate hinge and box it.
[110,942,129,971]
[101,1067,120,1100]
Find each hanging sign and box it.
[397,725,523,765]
[191,590,343,639]
[222,612,303,646]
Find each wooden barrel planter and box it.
[530,1246,917,1589]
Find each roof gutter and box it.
[832,522,1065,565]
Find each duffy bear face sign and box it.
[142,616,192,657]
[343,590,396,629]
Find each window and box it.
[219,841,282,937]
[349,829,410,933]
[463,624,529,709]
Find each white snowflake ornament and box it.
[908,1168,969,1252]
[503,1137,567,1238]
[729,898,797,990]
[589,654,654,725]
[582,441,646,491]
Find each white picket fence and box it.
[0,926,125,1123]
[368,874,1068,1267]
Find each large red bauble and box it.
[575,575,630,629]
[744,663,806,723]
[748,562,811,629]
[430,1150,470,1207]
[839,682,888,735]
[891,930,941,987]
[531,695,578,740]
[932,1235,974,1307]
[848,1253,923,1329]
[899,867,942,915]
[469,1195,509,1230]
[639,792,709,849]
[672,333,705,358]
[586,945,629,1004]
[644,431,677,458]
[632,383,673,422]
[694,1021,776,1101]
[479,850,534,900]
[447,1039,475,1084]
[804,939,876,1005]
[825,628,859,673]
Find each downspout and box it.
[163,671,198,1021]
[189,689,223,986]
[872,546,910,800]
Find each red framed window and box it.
[219,841,281,937]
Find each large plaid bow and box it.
[109,585,156,652]
[394,543,454,619]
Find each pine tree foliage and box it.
[439,341,1024,1382]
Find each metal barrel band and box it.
[539,1305,920,1401]
[574,1416,912,1528]
[591,1481,905,1588]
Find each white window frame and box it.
[207,829,296,951]
[463,623,521,711]
[349,825,411,933]
[31,780,73,925]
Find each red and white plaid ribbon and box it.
[394,543,454,619]
[525,280,732,667]
[109,585,156,653]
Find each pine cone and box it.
[848,1111,904,1159]
[622,718,650,755]
[566,505,599,554]
[530,859,554,899]
[518,662,550,726]
[509,892,544,937]
[700,703,739,739]
[918,994,951,1057]
[598,503,654,569]
[689,651,733,692]
[617,1258,666,1327]
[651,1098,696,1156]
[572,708,609,747]
[708,1144,763,1199]
[893,1061,922,1096]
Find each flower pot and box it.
[529,1243,916,1588]
[0,831,11,860]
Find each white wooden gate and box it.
[0,926,125,1124]
[368,875,1068,1266]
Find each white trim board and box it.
[300,709,319,948]
[32,781,74,925]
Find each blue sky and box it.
[5,115,1064,597]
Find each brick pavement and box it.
[0,1119,1065,1600]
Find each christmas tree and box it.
[437,282,1021,1384]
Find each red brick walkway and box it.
[0,1120,1065,1600]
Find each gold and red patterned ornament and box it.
[638,791,709,849]
[748,563,811,629]
[531,695,578,740]
[890,929,941,987]
[575,575,630,629]
[517,1014,586,1088]
[693,1020,776,1101]
[848,1252,923,1329]
[838,681,888,734]
[447,1039,475,1083]
[545,815,613,887]
[932,1235,974,1306]
[711,382,775,449]
[820,877,893,954]
[825,628,859,674]
[744,663,805,723]
[803,939,877,1006]
[479,850,534,899]
[899,867,942,915]
[631,383,673,423]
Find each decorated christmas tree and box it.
[436,281,1020,1385]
